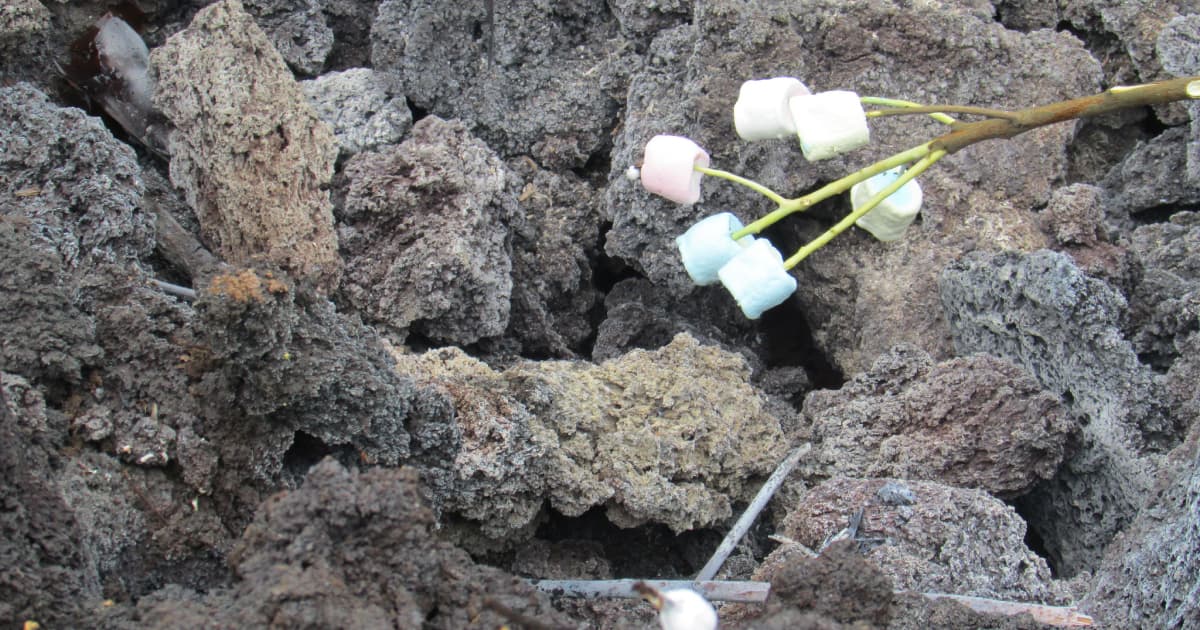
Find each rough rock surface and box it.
[394,333,788,543]
[301,68,412,157]
[940,249,1176,576]
[775,477,1068,603]
[1157,14,1200,184]
[243,0,333,76]
[802,345,1076,498]
[1083,418,1200,628]
[106,459,571,629]
[605,0,1098,375]
[0,0,49,81]
[744,540,895,630]
[196,268,425,469]
[370,0,636,169]
[0,374,99,627]
[152,0,341,290]
[1126,211,1200,372]
[502,158,605,357]
[339,116,513,345]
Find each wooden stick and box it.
[919,592,1094,627]
[529,579,770,604]
[695,444,810,581]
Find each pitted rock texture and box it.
[393,333,789,544]
[370,0,636,169]
[0,374,99,627]
[1126,211,1200,373]
[0,0,49,81]
[0,83,153,275]
[196,268,422,469]
[1157,14,1200,184]
[110,459,571,630]
[803,344,1076,498]
[152,0,341,290]
[606,0,1097,374]
[1083,420,1200,628]
[243,0,333,76]
[743,540,895,630]
[775,477,1068,604]
[302,68,412,157]
[501,157,605,358]
[940,249,1176,576]
[339,116,513,345]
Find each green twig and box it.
[861,96,958,124]
[783,148,946,269]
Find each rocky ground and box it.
[2,0,1199,627]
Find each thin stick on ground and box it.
[529,579,771,604]
[695,443,811,582]
[918,592,1094,627]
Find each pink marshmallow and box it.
[639,135,710,204]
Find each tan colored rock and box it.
[151,0,340,289]
[394,333,789,543]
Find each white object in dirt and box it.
[851,167,924,241]
[647,587,719,630]
[676,213,756,285]
[733,77,812,141]
[640,135,710,204]
[718,238,797,319]
[788,90,870,161]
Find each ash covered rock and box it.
[803,344,1076,498]
[152,0,341,290]
[0,83,153,275]
[242,0,333,76]
[940,249,1177,576]
[1158,14,1200,185]
[0,0,49,82]
[114,459,570,629]
[502,157,605,357]
[0,374,99,627]
[775,477,1068,604]
[301,68,412,157]
[195,268,426,468]
[1125,211,1200,371]
[1084,418,1200,628]
[607,0,1097,374]
[339,116,513,345]
[370,0,635,169]
[393,333,788,545]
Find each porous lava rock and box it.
[393,333,789,545]
[152,0,341,290]
[109,458,571,629]
[339,116,513,345]
[775,477,1068,603]
[803,344,1076,498]
[940,249,1176,575]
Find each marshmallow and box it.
[676,213,756,285]
[851,167,923,241]
[788,90,870,161]
[640,135,710,204]
[733,77,812,141]
[718,239,797,319]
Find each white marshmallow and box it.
[788,90,870,161]
[640,135,710,204]
[675,213,755,285]
[656,589,718,630]
[851,167,923,241]
[733,77,812,141]
[718,239,797,319]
